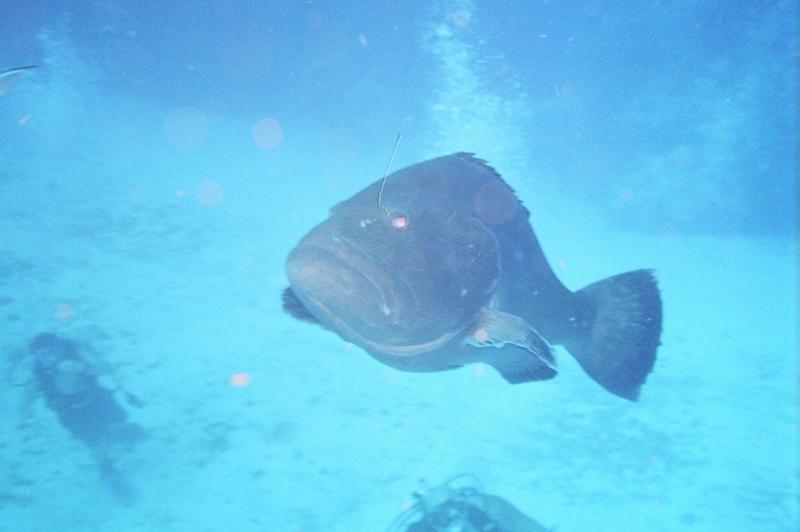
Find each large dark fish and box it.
[283,153,661,400]
[28,333,146,504]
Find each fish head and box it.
[285,181,501,356]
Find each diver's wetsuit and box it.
[405,497,499,531]
[400,484,550,532]
[30,333,144,447]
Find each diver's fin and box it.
[282,287,321,324]
[465,308,556,383]
[122,390,145,408]
[96,456,140,506]
[564,269,662,401]
[0,65,39,97]
[0,65,39,77]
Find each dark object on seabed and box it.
[387,475,551,532]
[28,332,146,504]
[283,153,662,400]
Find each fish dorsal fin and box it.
[442,153,528,224]
[453,152,504,182]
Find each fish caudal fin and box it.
[565,269,662,401]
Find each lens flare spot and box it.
[474,363,486,376]
[554,81,575,98]
[164,106,208,149]
[252,117,284,150]
[197,179,224,207]
[18,114,31,125]
[358,34,368,46]
[619,187,634,202]
[55,302,75,322]
[474,328,489,343]
[176,188,187,198]
[557,260,568,271]
[229,372,252,388]
[451,9,472,27]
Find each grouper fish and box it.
[283,153,662,400]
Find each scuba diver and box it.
[387,475,551,532]
[23,333,146,504]
[29,333,146,447]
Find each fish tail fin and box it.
[564,269,662,401]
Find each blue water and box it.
[0,1,796,530]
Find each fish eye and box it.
[390,213,408,230]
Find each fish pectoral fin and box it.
[479,344,557,383]
[464,308,557,384]
[465,308,556,367]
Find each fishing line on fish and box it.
[377,133,404,215]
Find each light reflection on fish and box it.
[283,153,662,400]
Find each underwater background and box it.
[0,1,796,530]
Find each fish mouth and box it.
[287,242,412,342]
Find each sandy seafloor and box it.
[0,10,797,532]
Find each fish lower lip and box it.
[294,288,461,357]
[287,244,397,326]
